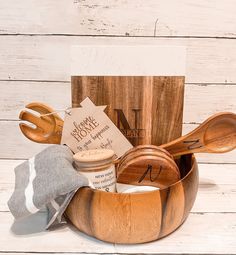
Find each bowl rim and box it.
[80,154,197,196]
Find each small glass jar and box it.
[73,149,116,192]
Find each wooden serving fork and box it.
[19,102,64,144]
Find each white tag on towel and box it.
[61,97,133,158]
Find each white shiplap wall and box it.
[0,1,236,254]
[0,1,235,161]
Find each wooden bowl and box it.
[65,154,199,244]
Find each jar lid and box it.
[73,149,115,163]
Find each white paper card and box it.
[71,45,186,76]
[61,97,133,158]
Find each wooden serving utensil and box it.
[19,104,236,159]
[161,112,236,156]
[19,102,64,144]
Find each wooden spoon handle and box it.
[161,118,210,156]
[160,133,204,156]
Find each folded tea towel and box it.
[7,145,90,229]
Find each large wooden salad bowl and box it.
[65,154,198,244]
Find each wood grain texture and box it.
[68,75,185,243]
[65,155,198,243]
[72,76,184,145]
[117,145,181,188]
[1,36,236,83]
[0,0,236,38]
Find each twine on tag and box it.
[40,107,72,117]
[16,107,73,122]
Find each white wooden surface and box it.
[0,0,236,254]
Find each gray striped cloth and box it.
[7,145,90,229]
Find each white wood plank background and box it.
[0,0,235,254]
[0,0,235,38]
[1,36,236,83]
[0,211,235,254]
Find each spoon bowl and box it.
[204,114,236,153]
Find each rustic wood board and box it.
[72,76,184,145]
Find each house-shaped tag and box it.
[61,97,133,158]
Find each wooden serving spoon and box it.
[19,102,64,144]
[161,112,236,156]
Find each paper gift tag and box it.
[61,97,133,158]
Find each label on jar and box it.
[78,165,116,192]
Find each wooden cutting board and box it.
[71,76,185,146]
